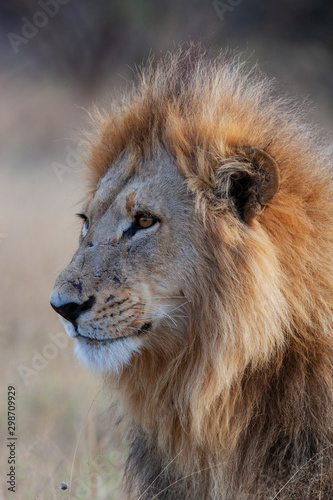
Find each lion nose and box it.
[50,295,96,325]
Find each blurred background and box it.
[0,1,332,498]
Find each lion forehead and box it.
[89,148,191,223]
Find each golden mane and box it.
[84,47,333,498]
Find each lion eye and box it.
[137,214,155,229]
[77,213,89,236]
[123,212,159,239]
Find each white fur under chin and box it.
[74,336,141,375]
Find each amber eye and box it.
[137,214,155,229]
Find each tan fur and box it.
[52,46,333,499]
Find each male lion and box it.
[50,47,333,499]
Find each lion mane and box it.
[77,47,333,498]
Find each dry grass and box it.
[0,163,124,499]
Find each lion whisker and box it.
[150,296,187,300]
[165,300,192,314]
[162,312,178,327]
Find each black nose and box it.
[50,296,95,325]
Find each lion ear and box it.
[219,147,280,223]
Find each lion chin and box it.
[58,316,143,375]
[74,336,141,375]
[50,46,333,499]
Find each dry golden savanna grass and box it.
[0,82,126,498]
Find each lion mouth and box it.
[76,322,152,344]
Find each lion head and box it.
[50,47,333,498]
[50,146,202,374]
[50,141,281,376]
